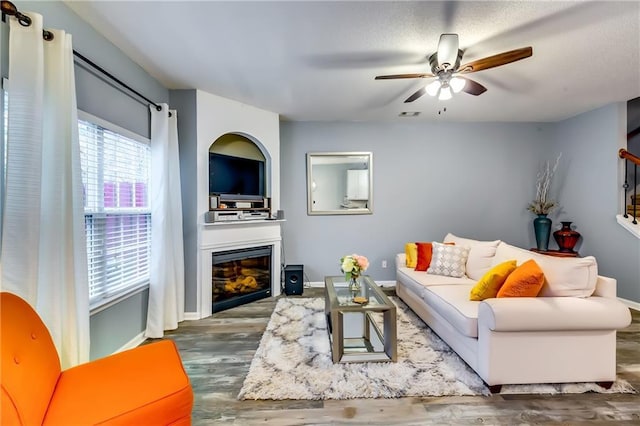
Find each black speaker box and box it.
[284,264,304,296]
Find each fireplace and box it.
[212,245,272,312]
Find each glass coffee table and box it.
[324,275,397,363]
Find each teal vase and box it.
[533,214,552,251]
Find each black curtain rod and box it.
[72,50,164,113]
[1,0,170,116]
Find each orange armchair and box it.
[1,292,193,425]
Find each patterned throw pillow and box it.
[427,242,470,278]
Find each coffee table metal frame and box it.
[324,275,397,363]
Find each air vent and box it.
[399,112,420,117]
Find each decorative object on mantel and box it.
[553,221,582,253]
[340,253,369,294]
[528,153,562,251]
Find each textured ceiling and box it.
[65,1,640,122]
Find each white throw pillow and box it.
[492,242,598,297]
[427,242,471,278]
[443,233,501,280]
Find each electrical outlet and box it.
[381,260,388,268]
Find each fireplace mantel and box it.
[202,218,285,228]
[198,219,282,318]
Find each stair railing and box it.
[619,148,640,224]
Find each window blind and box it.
[78,119,151,305]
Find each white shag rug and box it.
[237,297,635,400]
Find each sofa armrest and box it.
[395,253,406,268]
[478,296,632,332]
[593,275,617,298]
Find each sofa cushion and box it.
[493,242,598,297]
[497,259,545,297]
[427,242,470,278]
[422,285,479,338]
[398,266,474,287]
[470,260,517,301]
[405,243,418,268]
[396,269,432,298]
[443,233,501,280]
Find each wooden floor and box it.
[159,288,640,425]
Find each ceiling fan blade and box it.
[458,47,533,74]
[460,77,487,96]
[404,87,427,103]
[375,73,434,80]
[437,33,459,69]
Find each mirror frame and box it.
[306,151,373,215]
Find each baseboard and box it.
[306,280,396,288]
[183,312,200,321]
[114,331,146,354]
[619,297,640,311]
[115,317,201,353]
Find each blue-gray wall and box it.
[280,110,639,303]
[7,1,170,359]
[280,121,552,282]
[14,1,168,138]
[169,90,199,313]
[549,104,640,302]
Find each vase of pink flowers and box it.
[340,254,369,292]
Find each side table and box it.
[530,248,579,258]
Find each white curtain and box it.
[145,105,185,338]
[1,13,89,368]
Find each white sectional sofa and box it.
[395,233,632,392]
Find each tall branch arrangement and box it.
[528,153,562,215]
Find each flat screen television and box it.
[209,153,265,196]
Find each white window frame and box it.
[78,110,152,313]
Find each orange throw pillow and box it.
[497,259,545,298]
[414,242,433,271]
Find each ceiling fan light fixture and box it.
[425,80,441,97]
[450,77,466,93]
[437,33,459,70]
[438,85,452,101]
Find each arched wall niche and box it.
[209,132,272,196]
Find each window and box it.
[78,112,151,307]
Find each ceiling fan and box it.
[375,34,532,102]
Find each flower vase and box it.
[533,214,552,251]
[553,221,581,253]
[349,276,361,293]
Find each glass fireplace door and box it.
[212,246,272,312]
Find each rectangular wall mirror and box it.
[306,152,373,215]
